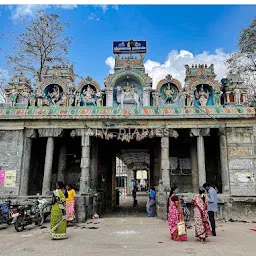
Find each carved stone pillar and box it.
[39,129,63,196]
[80,131,91,194]
[190,128,210,187]
[57,143,67,182]
[143,87,150,107]
[197,135,206,186]
[226,92,230,103]
[20,129,36,196]
[42,137,54,196]
[127,168,133,194]
[105,88,113,107]
[190,140,199,192]
[161,136,170,189]
[111,155,116,208]
[90,139,98,192]
[219,129,230,194]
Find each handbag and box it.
[177,221,187,236]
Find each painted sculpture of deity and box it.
[184,87,195,106]
[195,86,209,106]
[214,89,223,106]
[233,88,241,105]
[36,87,44,106]
[116,84,141,108]
[96,90,104,106]
[80,85,96,106]
[164,83,175,104]
[47,85,61,105]
[9,89,18,106]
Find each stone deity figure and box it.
[29,91,36,106]
[214,90,223,106]
[124,86,132,98]
[96,90,104,106]
[61,92,67,106]
[48,85,60,105]
[75,92,81,106]
[195,86,209,106]
[184,87,195,106]
[152,91,160,106]
[83,85,95,102]
[233,88,241,104]
[9,89,17,106]
[165,83,175,104]
[67,91,75,106]
[36,88,44,107]
[22,91,29,106]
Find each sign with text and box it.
[4,170,16,187]
[113,40,147,54]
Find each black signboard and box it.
[113,40,147,54]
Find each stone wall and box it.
[0,130,24,196]
[226,127,256,196]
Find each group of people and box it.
[50,181,77,240]
[167,183,218,243]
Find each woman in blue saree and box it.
[146,188,156,217]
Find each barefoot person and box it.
[66,184,76,224]
[50,181,67,240]
[192,187,212,243]
[167,186,188,241]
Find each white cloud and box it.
[105,49,229,88]
[105,57,115,73]
[94,5,119,13]
[9,4,78,21]
[88,13,100,22]
[57,5,77,10]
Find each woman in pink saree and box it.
[192,187,212,243]
[167,187,188,241]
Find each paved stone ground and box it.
[0,193,255,256]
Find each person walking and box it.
[203,183,218,236]
[50,181,67,240]
[167,186,188,241]
[192,187,212,243]
[132,187,137,207]
[66,184,76,224]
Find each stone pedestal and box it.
[161,136,170,189]
[80,133,91,194]
[42,137,54,196]
[156,192,168,220]
[57,144,67,182]
[19,137,32,196]
[75,195,87,222]
[219,133,230,194]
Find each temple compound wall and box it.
[0,40,255,222]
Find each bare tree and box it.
[6,10,72,82]
[0,69,8,103]
[225,17,256,106]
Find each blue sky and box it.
[0,4,256,87]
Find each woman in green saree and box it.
[50,181,67,240]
